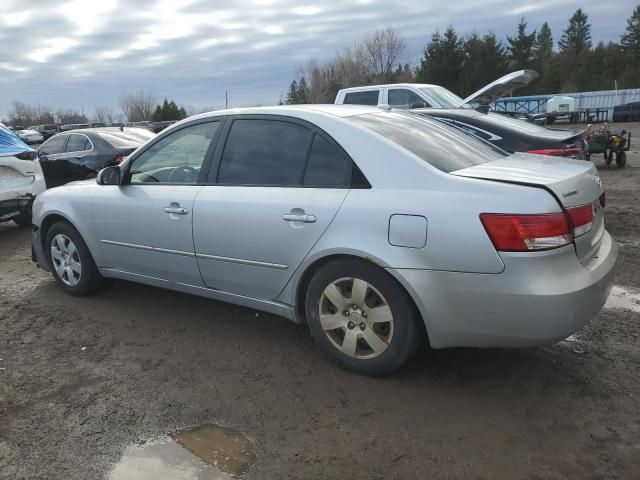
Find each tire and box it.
[616,151,627,168]
[305,258,424,376]
[45,221,103,296]
[604,150,613,165]
[13,213,32,227]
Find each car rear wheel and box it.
[13,213,32,227]
[305,258,424,375]
[45,222,103,296]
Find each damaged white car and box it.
[0,123,46,226]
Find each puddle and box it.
[109,425,254,480]
[604,285,640,313]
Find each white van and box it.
[334,70,539,110]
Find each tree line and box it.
[3,91,188,127]
[284,6,640,104]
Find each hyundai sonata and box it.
[31,105,617,375]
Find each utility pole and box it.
[225,90,228,109]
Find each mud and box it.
[1,123,640,479]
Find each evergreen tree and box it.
[151,105,162,122]
[415,26,465,94]
[461,32,508,96]
[285,80,299,104]
[297,77,309,103]
[621,5,640,59]
[506,18,536,69]
[533,22,554,60]
[558,8,592,55]
[179,107,187,119]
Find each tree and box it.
[363,27,406,83]
[506,18,536,69]
[284,80,300,104]
[558,8,592,55]
[94,106,115,123]
[55,108,88,124]
[533,22,554,60]
[621,5,640,59]
[461,32,508,96]
[118,90,156,122]
[7,101,55,127]
[415,27,465,94]
[151,99,188,121]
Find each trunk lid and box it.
[458,70,539,107]
[452,153,605,263]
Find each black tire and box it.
[45,221,103,296]
[616,151,627,168]
[305,258,424,376]
[13,213,32,227]
[604,150,613,165]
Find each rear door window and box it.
[39,135,67,155]
[388,89,430,109]
[343,90,379,106]
[65,134,90,152]
[217,119,312,186]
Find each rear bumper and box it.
[0,198,31,222]
[390,231,618,349]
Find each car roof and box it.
[186,104,383,122]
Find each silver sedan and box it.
[31,105,617,375]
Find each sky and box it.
[0,0,635,120]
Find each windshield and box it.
[419,86,468,109]
[348,112,507,173]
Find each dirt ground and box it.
[1,123,639,480]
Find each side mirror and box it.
[96,166,121,185]
[410,102,429,109]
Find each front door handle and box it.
[283,213,316,223]
[164,206,188,215]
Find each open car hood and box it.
[458,70,539,107]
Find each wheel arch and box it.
[293,252,429,344]
[39,212,86,261]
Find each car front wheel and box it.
[305,258,424,376]
[45,222,103,296]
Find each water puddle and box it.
[109,424,254,480]
[604,285,640,313]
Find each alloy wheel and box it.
[50,234,82,286]
[318,277,394,359]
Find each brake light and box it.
[480,213,571,251]
[114,154,125,164]
[599,192,606,207]
[567,204,593,237]
[527,147,582,157]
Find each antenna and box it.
[225,90,229,109]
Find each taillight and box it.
[480,213,571,252]
[599,192,606,207]
[566,204,593,237]
[527,147,582,157]
[114,154,125,164]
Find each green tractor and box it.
[585,123,630,168]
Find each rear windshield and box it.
[348,112,507,172]
[97,129,155,148]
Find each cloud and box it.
[0,0,629,118]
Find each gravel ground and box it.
[1,123,639,480]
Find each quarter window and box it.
[388,89,430,109]
[218,119,312,186]
[38,135,67,155]
[304,135,350,187]
[343,91,379,106]
[129,122,219,184]
[65,134,89,152]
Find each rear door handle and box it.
[283,213,316,223]
[164,206,188,215]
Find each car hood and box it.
[458,70,539,107]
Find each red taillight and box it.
[527,147,582,157]
[114,154,125,164]
[567,204,593,237]
[599,192,606,207]
[480,213,571,252]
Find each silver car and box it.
[31,105,617,375]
